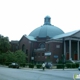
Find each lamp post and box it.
[62,54,65,70]
[31,57,34,64]
[29,41,34,64]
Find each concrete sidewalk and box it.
[0,65,79,79]
[21,68,80,79]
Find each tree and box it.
[6,50,15,63]
[14,50,27,64]
[0,35,11,53]
[0,51,15,65]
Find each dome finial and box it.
[44,16,51,25]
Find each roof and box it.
[10,40,19,43]
[24,35,37,41]
[52,30,80,39]
[29,16,64,38]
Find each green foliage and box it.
[56,64,64,69]
[0,53,7,64]
[20,63,26,67]
[6,51,15,63]
[75,63,79,68]
[58,60,63,64]
[29,64,34,68]
[14,50,27,64]
[36,64,42,69]
[5,62,11,66]
[66,63,72,68]
[0,50,27,66]
[0,35,11,53]
[71,63,76,68]
[0,51,15,64]
[65,60,73,64]
[66,63,78,68]
[26,63,30,66]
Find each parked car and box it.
[78,67,80,71]
[45,62,53,69]
[8,63,19,69]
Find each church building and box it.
[10,16,80,63]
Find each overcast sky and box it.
[0,0,80,41]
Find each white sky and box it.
[0,0,80,41]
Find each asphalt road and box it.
[0,66,77,80]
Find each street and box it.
[0,66,79,80]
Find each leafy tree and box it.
[14,50,27,64]
[0,50,27,66]
[0,51,15,64]
[0,53,7,64]
[0,35,11,53]
[5,50,15,63]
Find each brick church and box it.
[10,16,80,63]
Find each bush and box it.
[66,63,79,68]
[66,63,72,68]
[20,63,26,67]
[5,62,11,66]
[72,63,76,68]
[65,60,73,64]
[29,64,34,68]
[57,64,65,69]
[36,64,42,69]
[75,63,79,68]
[58,60,63,64]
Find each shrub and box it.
[58,60,63,64]
[66,63,79,68]
[36,64,42,69]
[65,60,73,64]
[56,64,64,69]
[75,63,79,68]
[20,63,26,67]
[29,64,34,68]
[5,62,11,66]
[66,63,72,68]
[71,63,76,68]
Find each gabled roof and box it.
[24,35,37,41]
[52,30,80,39]
[10,40,19,43]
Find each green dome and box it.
[29,16,64,38]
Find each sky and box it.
[0,0,80,41]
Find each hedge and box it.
[36,64,42,69]
[29,64,34,68]
[20,63,26,67]
[66,63,79,68]
[56,64,65,69]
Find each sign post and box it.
[45,52,51,62]
[31,57,34,64]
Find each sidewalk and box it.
[0,65,79,79]
[21,67,79,79]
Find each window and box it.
[39,43,45,48]
[42,53,44,56]
[39,53,40,56]
[26,49,28,55]
[56,45,60,48]
[16,46,18,49]
[35,53,37,56]
[22,44,25,52]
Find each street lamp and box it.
[31,57,34,64]
[62,54,65,70]
[29,41,34,64]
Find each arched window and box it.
[26,49,28,55]
[39,43,45,48]
[22,44,25,53]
